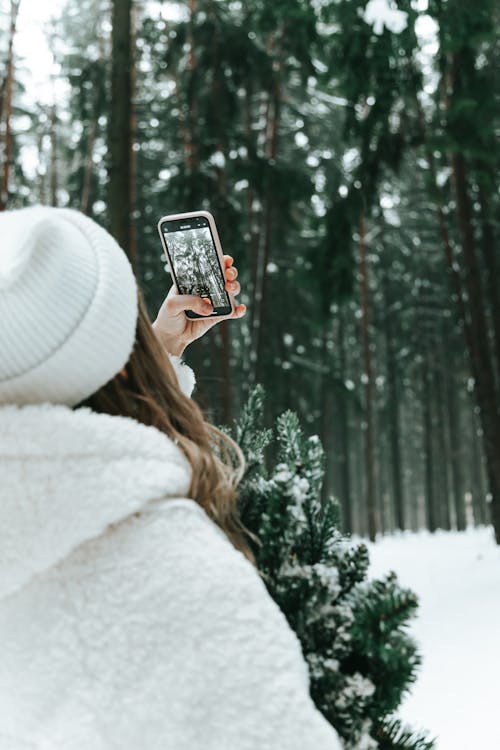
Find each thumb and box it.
[166,290,214,316]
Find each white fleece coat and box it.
[0,354,342,750]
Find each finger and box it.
[225,265,238,281]
[232,303,246,318]
[223,255,234,267]
[164,292,214,316]
[198,301,246,326]
[227,293,246,315]
[225,279,241,295]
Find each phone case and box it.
[157,210,236,321]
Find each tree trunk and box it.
[128,2,138,271]
[253,73,281,388]
[434,360,451,530]
[49,104,58,207]
[477,179,500,387]
[244,82,260,390]
[469,401,488,526]
[382,269,405,530]
[319,329,332,499]
[406,396,421,532]
[36,128,47,204]
[81,117,97,214]
[209,10,232,425]
[446,367,466,530]
[0,0,21,127]
[184,0,199,202]
[0,0,21,211]
[377,430,390,534]
[451,149,500,543]
[419,109,497,534]
[336,310,353,533]
[422,355,437,532]
[109,0,132,257]
[420,104,500,544]
[359,213,378,540]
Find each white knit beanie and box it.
[0,206,138,406]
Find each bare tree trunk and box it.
[434,361,451,530]
[128,2,138,271]
[36,128,48,204]
[80,28,107,215]
[253,71,281,387]
[469,401,488,526]
[422,355,437,532]
[405,392,421,532]
[353,413,366,536]
[337,310,353,533]
[377,430,389,534]
[359,213,378,540]
[183,0,198,198]
[477,180,500,385]
[418,107,492,534]
[109,0,132,257]
[319,328,333,501]
[451,149,500,542]
[0,0,21,211]
[49,104,58,207]
[381,268,405,530]
[0,0,21,125]
[244,83,260,389]
[204,9,233,424]
[319,330,329,448]
[81,117,97,215]
[433,187,496,527]
[218,212,232,424]
[446,367,466,530]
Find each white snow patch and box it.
[362,0,408,35]
[295,132,309,148]
[273,464,293,483]
[364,527,500,750]
[209,150,226,169]
[235,179,249,191]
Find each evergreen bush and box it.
[221,384,434,750]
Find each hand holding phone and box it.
[153,252,245,356]
[157,211,235,320]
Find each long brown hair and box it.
[77,288,261,570]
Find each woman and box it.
[0,206,341,750]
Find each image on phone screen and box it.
[161,217,229,313]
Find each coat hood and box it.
[0,356,195,600]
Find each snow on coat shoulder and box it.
[0,353,341,750]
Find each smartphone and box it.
[157,210,235,320]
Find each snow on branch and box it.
[362,0,408,35]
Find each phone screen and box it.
[160,215,231,318]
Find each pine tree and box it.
[222,384,435,750]
[11,0,492,540]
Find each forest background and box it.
[1,0,499,543]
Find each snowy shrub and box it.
[220,384,435,750]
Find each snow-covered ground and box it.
[365,527,500,750]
